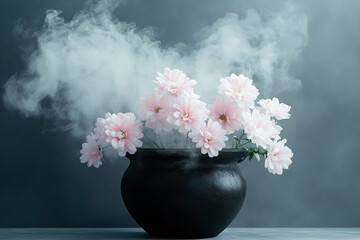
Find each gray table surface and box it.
[0,228,360,240]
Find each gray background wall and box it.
[0,0,359,227]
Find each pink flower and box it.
[94,112,112,147]
[104,112,144,157]
[189,119,228,158]
[258,98,291,120]
[139,93,172,133]
[271,119,282,140]
[154,68,197,98]
[265,139,293,175]
[80,133,103,168]
[218,74,259,109]
[208,97,244,134]
[242,109,279,149]
[167,96,209,135]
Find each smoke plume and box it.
[3,1,308,136]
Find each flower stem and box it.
[185,131,189,148]
[239,129,245,139]
[157,134,165,148]
[173,129,178,148]
[238,140,251,148]
[101,145,111,150]
[143,131,161,149]
[247,147,268,161]
[235,130,246,148]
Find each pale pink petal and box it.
[103,112,143,156]
[190,120,228,158]
[154,68,197,98]
[139,93,173,133]
[218,74,259,109]
[258,98,291,120]
[79,133,103,168]
[167,96,209,135]
[242,109,279,148]
[209,97,244,134]
[265,139,293,175]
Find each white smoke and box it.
[2,1,308,137]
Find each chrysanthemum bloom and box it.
[189,119,228,158]
[265,139,293,175]
[208,97,244,134]
[94,112,112,147]
[258,97,291,120]
[139,93,172,133]
[80,133,103,168]
[104,112,144,157]
[271,119,282,141]
[242,109,278,149]
[167,96,209,135]
[218,74,259,109]
[154,68,197,98]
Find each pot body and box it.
[121,148,247,239]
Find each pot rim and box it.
[136,147,248,153]
[127,148,248,164]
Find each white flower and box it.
[242,109,279,148]
[208,97,244,134]
[94,112,112,147]
[218,74,259,109]
[139,93,172,133]
[265,139,293,175]
[167,96,209,135]
[258,97,291,120]
[189,120,228,158]
[154,68,197,98]
[80,133,103,168]
[104,112,143,157]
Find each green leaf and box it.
[248,152,254,160]
[254,153,260,161]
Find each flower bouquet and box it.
[80,68,293,238]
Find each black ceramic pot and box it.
[121,148,247,239]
